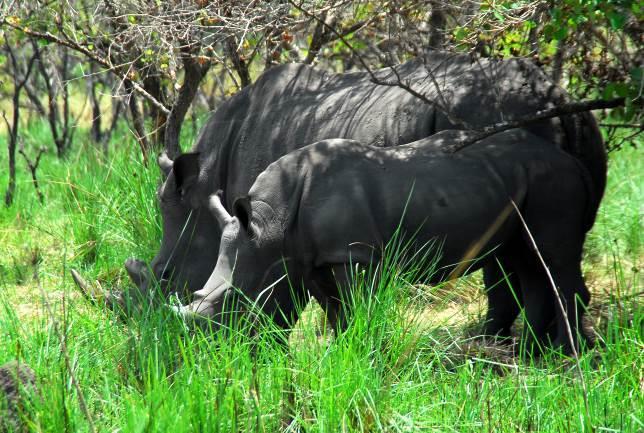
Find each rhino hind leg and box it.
[512,256,558,354]
[482,259,523,340]
[547,260,593,354]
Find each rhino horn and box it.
[70,268,97,302]
[70,268,124,310]
[208,191,232,229]
[158,152,174,176]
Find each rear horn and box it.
[158,152,174,176]
[208,190,232,229]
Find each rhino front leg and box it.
[310,263,363,334]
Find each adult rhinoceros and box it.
[177,130,597,354]
[124,51,605,339]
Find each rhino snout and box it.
[125,258,150,289]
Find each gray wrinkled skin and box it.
[128,51,605,322]
[181,131,598,354]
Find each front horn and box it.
[158,152,174,176]
[208,190,232,229]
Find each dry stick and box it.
[509,200,591,426]
[38,282,97,433]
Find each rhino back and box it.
[261,133,586,269]
[191,52,601,209]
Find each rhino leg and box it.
[514,258,557,354]
[309,264,360,333]
[548,261,593,354]
[481,258,523,339]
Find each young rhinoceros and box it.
[177,129,597,354]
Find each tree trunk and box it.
[226,37,251,88]
[4,97,19,207]
[125,80,151,165]
[87,65,103,144]
[304,14,328,65]
[164,56,210,158]
[101,98,124,157]
[4,38,37,207]
[143,74,167,148]
[32,42,74,158]
[428,1,447,50]
[551,42,566,85]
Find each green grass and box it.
[0,120,642,432]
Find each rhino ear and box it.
[173,152,200,196]
[233,196,252,234]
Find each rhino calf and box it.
[178,130,597,354]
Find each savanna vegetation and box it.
[0,1,642,432]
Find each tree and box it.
[1,32,38,206]
[1,0,640,162]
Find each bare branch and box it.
[18,139,46,204]
[443,97,627,153]
[1,19,171,115]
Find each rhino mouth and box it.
[125,257,185,300]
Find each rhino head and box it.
[176,193,294,328]
[125,151,222,301]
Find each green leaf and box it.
[607,10,627,29]
[454,28,468,42]
[553,26,568,41]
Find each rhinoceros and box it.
[176,130,597,354]
[124,51,605,339]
